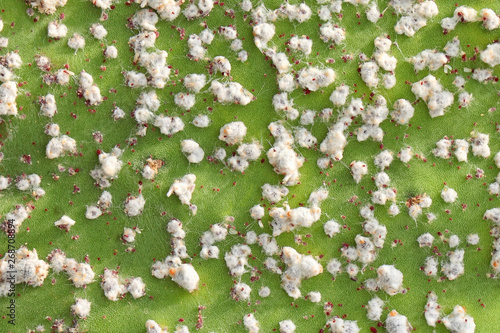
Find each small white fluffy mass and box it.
[90,147,123,188]
[67,33,85,52]
[279,319,296,333]
[442,305,475,333]
[324,220,341,238]
[181,139,204,163]
[46,135,77,159]
[71,298,91,319]
[151,256,200,293]
[0,247,49,295]
[192,114,211,128]
[184,73,206,93]
[167,174,197,215]
[29,0,67,15]
[243,313,260,333]
[376,265,404,296]
[471,132,490,158]
[424,292,441,327]
[412,75,453,118]
[366,297,384,321]
[297,67,336,91]
[54,215,76,232]
[441,187,458,203]
[261,183,288,202]
[219,121,247,145]
[145,320,168,333]
[280,246,323,299]
[90,23,107,40]
[350,161,368,183]
[102,45,117,61]
[385,310,412,333]
[47,20,68,39]
[210,80,254,106]
[124,194,146,217]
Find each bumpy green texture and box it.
[1,0,500,332]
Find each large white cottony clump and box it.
[442,305,476,333]
[46,135,77,159]
[376,265,404,296]
[151,256,200,293]
[272,93,298,120]
[294,127,317,148]
[385,310,412,333]
[417,233,434,248]
[124,194,146,217]
[0,247,49,296]
[174,92,195,110]
[280,246,323,299]
[90,147,123,188]
[210,80,254,106]
[181,139,204,164]
[139,0,183,21]
[167,174,197,215]
[433,137,452,159]
[219,121,247,145]
[412,75,453,118]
